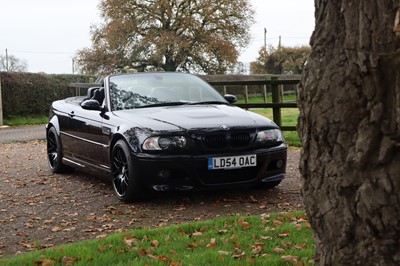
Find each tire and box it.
[47,126,67,173]
[111,140,146,202]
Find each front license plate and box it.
[208,155,257,170]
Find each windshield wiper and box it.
[188,101,229,105]
[134,100,229,108]
[134,102,190,108]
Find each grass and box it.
[3,115,48,126]
[249,107,301,146]
[238,95,301,147]
[0,211,314,266]
[236,94,297,104]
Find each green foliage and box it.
[283,131,301,147]
[0,212,315,266]
[0,72,95,118]
[251,46,311,75]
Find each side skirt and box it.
[62,156,111,176]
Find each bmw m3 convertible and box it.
[46,73,287,202]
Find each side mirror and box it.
[81,99,102,111]
[223,94,237,104]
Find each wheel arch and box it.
[109,133,130,158]
[46,115,65,157]
[46,115,60,136]
[109,126,143,157]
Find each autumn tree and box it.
[0,54,28,72]
[76,0,254,75]
[298,1,400,265]
[250,45,310,74]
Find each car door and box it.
[64,106,104,166]
[54,99,78,158]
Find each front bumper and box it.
[132,145,287,192]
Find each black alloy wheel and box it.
[47,127,66,173]
[111,140,144,202]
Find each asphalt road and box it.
[0,124,46,143]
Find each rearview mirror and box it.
[81,99,102,111]
[223,94,237,104]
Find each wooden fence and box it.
[70,77,300,131]
[206,78,299,131]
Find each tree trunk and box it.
[298,1,400,265]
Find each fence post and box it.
[0,74,3,126]
[244,85,249,103]
[271,76,282,127]
[263,84,268,103]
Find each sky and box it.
[0,0,315,74]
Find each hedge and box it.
[0,72,96,118]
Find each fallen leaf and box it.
[218,230,228,235]
[187,243,197,249]
[293,243,307,250]
[157,255,171,263]
[170,250,177,255]
[252,243,264,255]
[272,220,283,227]
[37,258,57,266]
[206,238,217,248]
[249,195,258,203]
[237,217,251,229]
[191,231,202,237]
[96,234,108,239]
[98,245,107,251]
[173,207,186,211]
[218,250,231,256]
[232,251,246,259]
[51,226,62,232]
[278,233,290,238]
[295,224,302,230]
[264,226,275,232]
[151,240,159,248]
[281,241,293,247]
[62,256,76,265]
[281,255,299,263]
[26,224,36,230]
[273,247,285,253]
[138,248,148,256]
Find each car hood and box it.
[113,104,276,133]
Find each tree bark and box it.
[298,1,400,265]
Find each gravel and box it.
[0,140,302,256]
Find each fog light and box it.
[276,160,284,169]
[158,170,171,179]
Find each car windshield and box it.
[108,73,227,111]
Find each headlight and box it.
[143,136,187,150]
[256,129,284,143]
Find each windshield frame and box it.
[107,73,227,111]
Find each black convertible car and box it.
[46,73,287,202]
